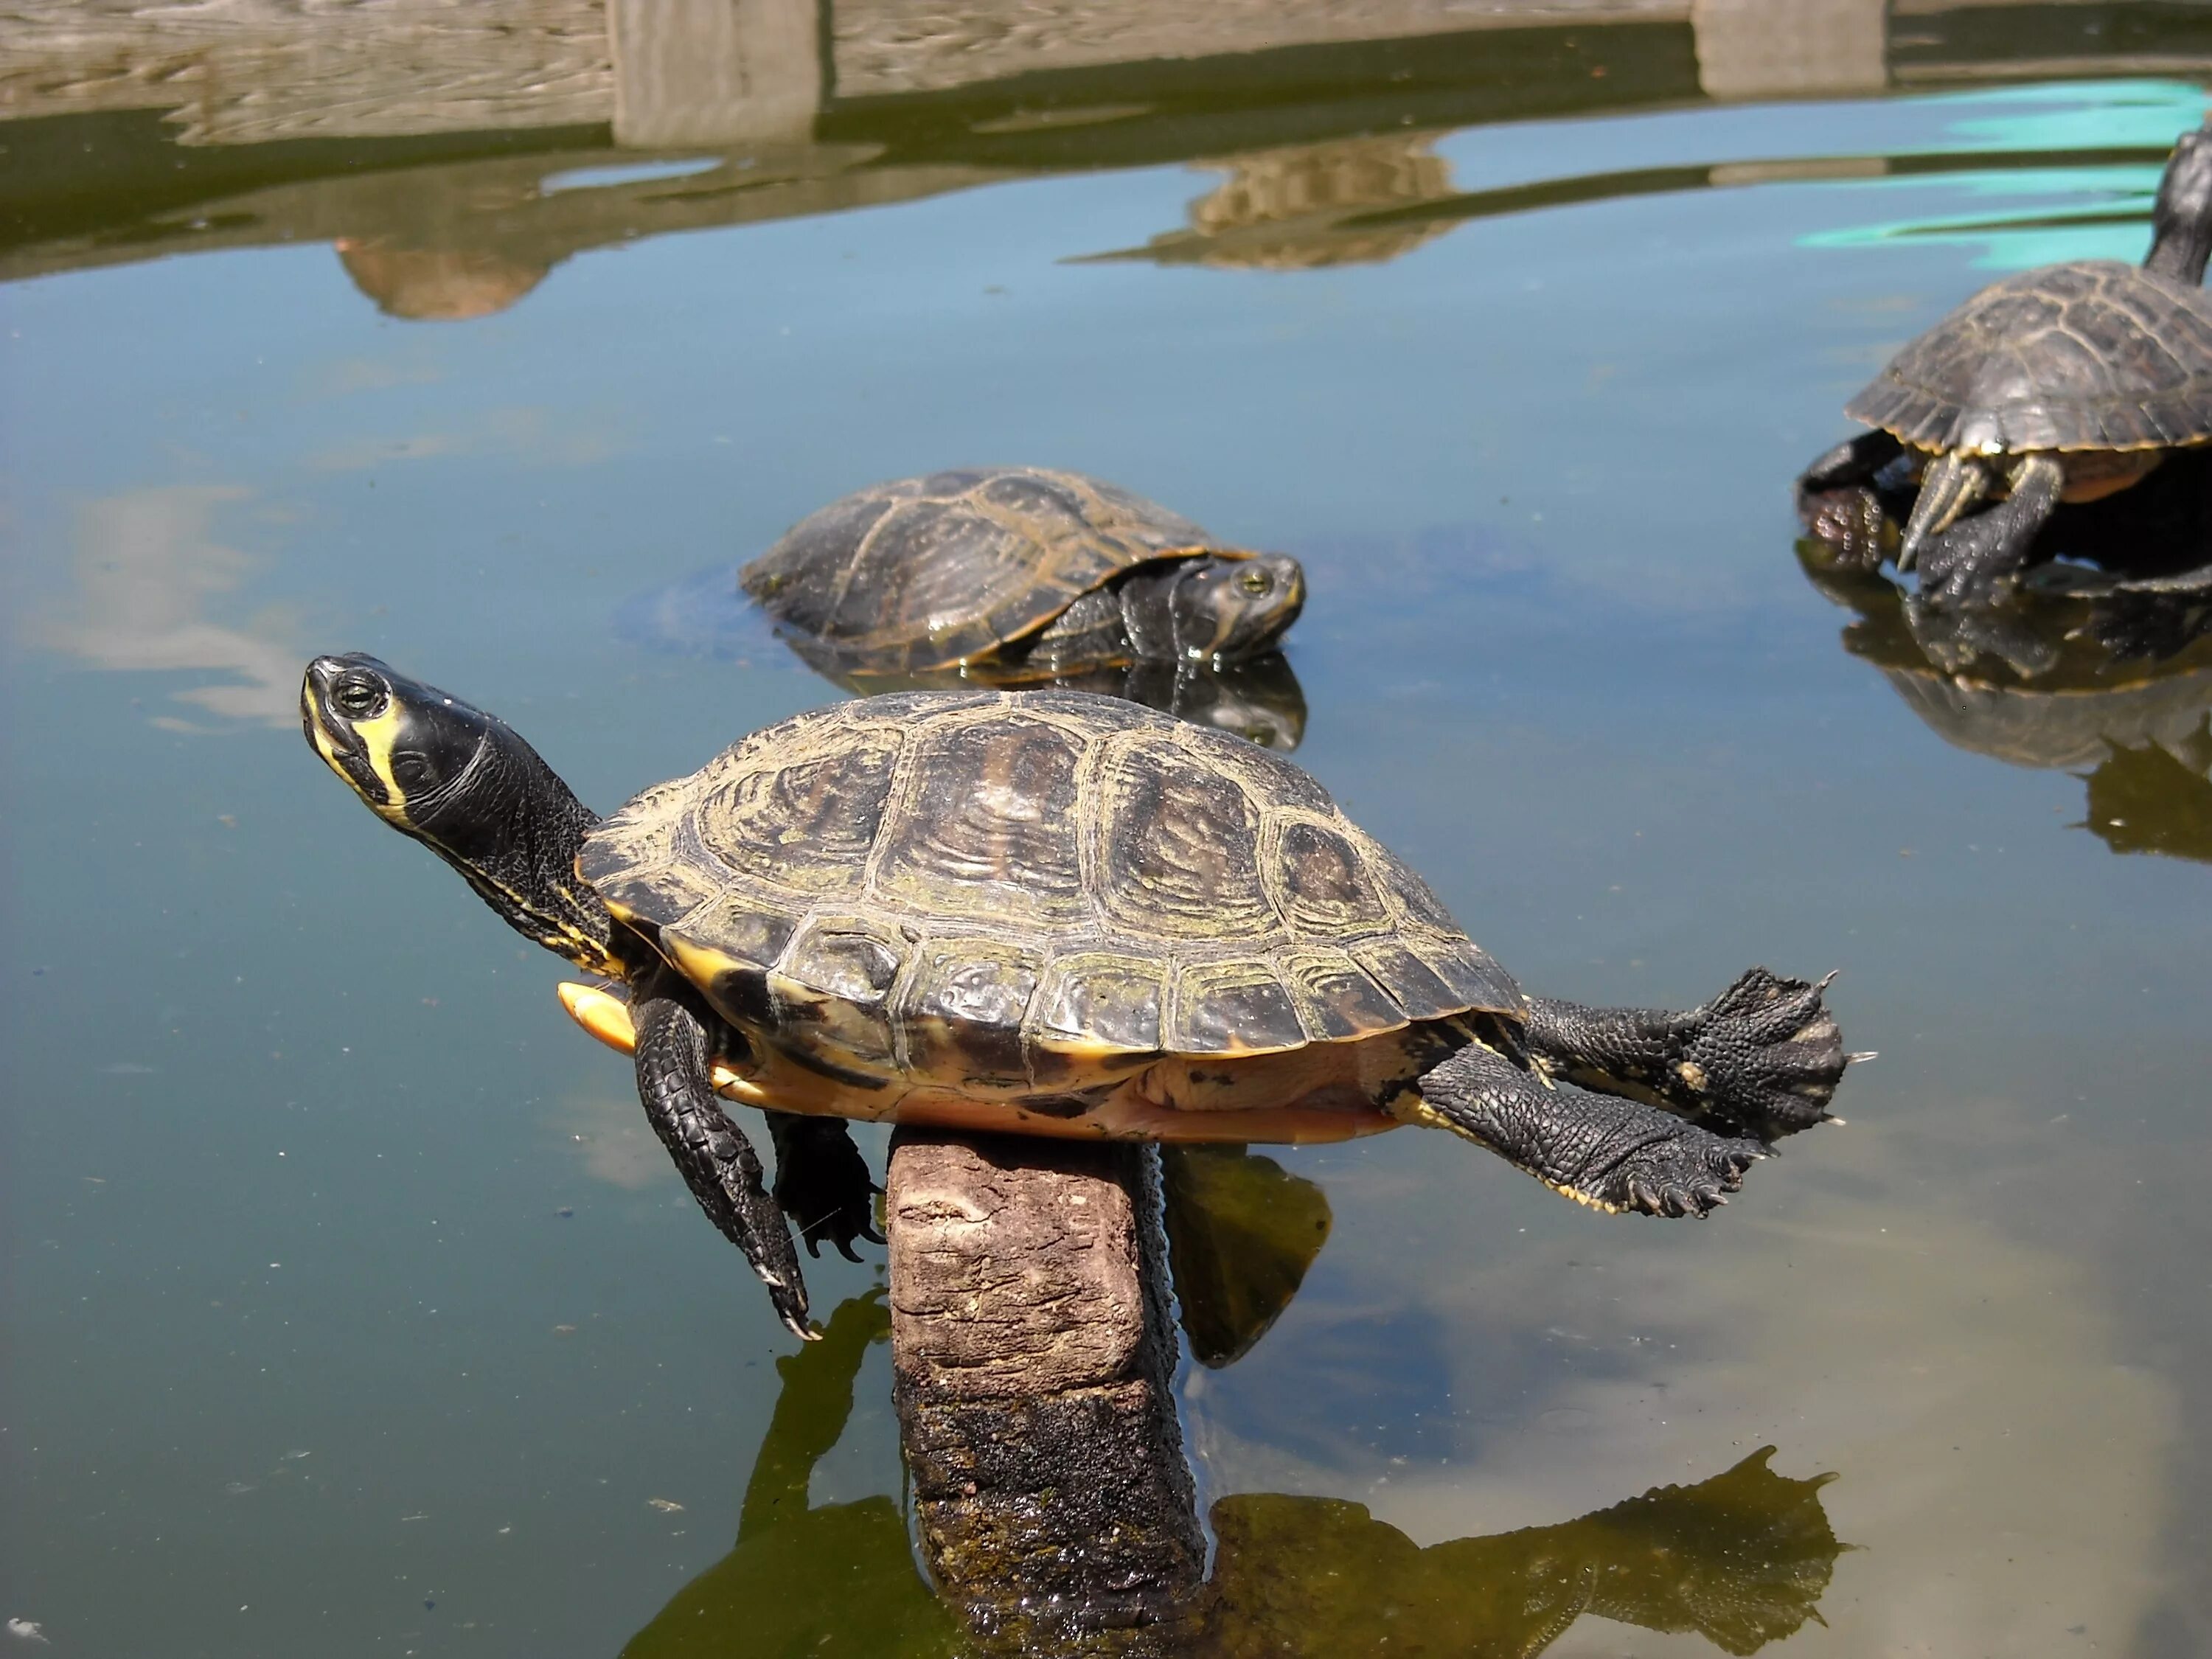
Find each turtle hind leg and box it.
[631,973,814,1339]
[765,1110,884,1262]
[1402,1038,1764,1218]
[1524,968,1851,1144]
[1916,454,2065,606]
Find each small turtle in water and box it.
[1799,125,2212,605]
[740,467,1305,678]
[303,655,1854,1338]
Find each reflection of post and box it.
[1691,0,1885,100]
[608,0,821,147]
[887,1133,1206,1655]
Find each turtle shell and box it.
[739,467,1233,673]
[577,690,1521,1097]
[1848,260,2212,455]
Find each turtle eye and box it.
[332,673,386,719]
[1237,568,1273,596]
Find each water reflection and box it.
[334,237,550,321]
[621,1290,1841,1659]
[1087,135,1457,271]
[1798,538,2212,863]
[619,562,1310,749]
[36,484,300,729]
[15,5,2212,299]
[1160,1147,1330,1368]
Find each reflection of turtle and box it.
[620,1292,964,1659]
[305,658,1851,1338]
[1799,125,2212,604]
[740,467,1304,680]
[1798,544,2212,864]
[1113,136,1458,271]
[622,1284,1844,1659]
[622,563,1310,749]
[1160,1145,1331,1368]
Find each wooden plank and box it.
[830,0,1689,98]
[0,0,613,139]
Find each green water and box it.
[6,13,2212,1656]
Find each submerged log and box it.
[886,1132,1206,1657]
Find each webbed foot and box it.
[1913,454,2064,608]
[766,1113,885,1262]
[1671,968,1851,1142]
[1915,511,2024,607]
[1795,484,1896,574]
[1408,1040,1767,1218]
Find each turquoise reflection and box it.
[1801,80,2207,269]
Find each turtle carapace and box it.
[303,656,1854,1338]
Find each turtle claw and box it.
[1601,1126,1760,1220]
[762,1279,818,1343]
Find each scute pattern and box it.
[580,689,1522,1093]
[1847,261,2212,453]
[738,467,1225,671]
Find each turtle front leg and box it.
[631,973,814,1340]
[1798,429,1905,492]
[1914,454,2065,605]
[765,1111,885,1262]
[1523,969,1852,1143]
[1402,1037,1764,1217]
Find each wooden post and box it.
[1691,0,1887,100]
[886,1133,1206,1656]
[608,0,821,148]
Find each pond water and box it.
[6,12,2212,1657]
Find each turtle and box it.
[302,654,1854,1339]
[1798,124,2212,606]
[739,467,1305,679]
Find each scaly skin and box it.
[632,972,813,1338]
[1525,967,1852,1144]
[1402,1039,1764,1218]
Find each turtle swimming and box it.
[302,655,1854,1338]
[740,467,1305,678]
[1799,125,2212,605]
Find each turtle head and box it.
[1169,552,1307,663]
[2145,125,2212,285]
[302,653,622,975]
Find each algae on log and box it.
[887,1131,1206,1657]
